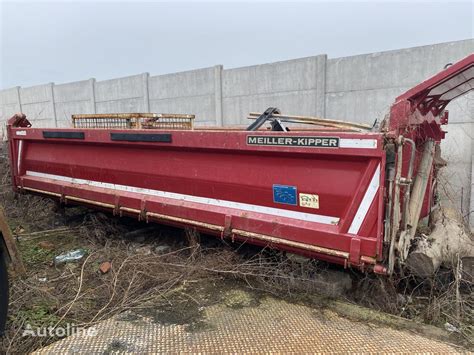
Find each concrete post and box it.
[49,82,57,127]
[89,78,96,113]
[142,72,150,112]
[15,86,22,113]
[214,65,223,126]
[317,55,327,117]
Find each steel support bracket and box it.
[349,237,362,266]
[221,215,232,239]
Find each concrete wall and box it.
[222,55,326,125]
[54,79,95,128]
[324,40,474,218]
[2,40,470,128]
[443,91,474,217]
[95,73,149,114]
[0,87,21,140]
[18,83,56,129]
[149,66,220,126]
[0,38,473,221]
[325,40,473,123]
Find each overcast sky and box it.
[0,0,472,89]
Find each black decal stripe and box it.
[111,133,172,143]
[43,131,85,139]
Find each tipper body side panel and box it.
[7,127,385,269]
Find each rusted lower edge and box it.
[23,188,114,210]
[119,207,141,214]
[360,256,376,265]
[23,187,61,198]
[21,188,378,266]
[232,228,350,259]
[146,212,224,232]
[66,196,115,209]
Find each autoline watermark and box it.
[22,323,98,338]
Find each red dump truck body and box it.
[7,54,474,274]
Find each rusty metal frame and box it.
[247,112,373,132]
[72,113,195,130]
[0,207,26,275]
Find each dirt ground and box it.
[0,150,472,353]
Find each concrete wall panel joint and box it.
[142,73,150,112]
[214,65,223,126]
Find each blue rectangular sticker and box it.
[273,185,297,206]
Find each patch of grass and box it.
[18,241,55,266]
[18,232,84,267]
[117,312,142,322]
[140,301,203,326]
[224,289,260,309]
[15,303,60,328]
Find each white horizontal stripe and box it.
[17,141,23,175]
[348,164,381,235]
[339,139,377,149]
[26,171,340,225]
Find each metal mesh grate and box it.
[34,296,460,354]
[72,113,195,130]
